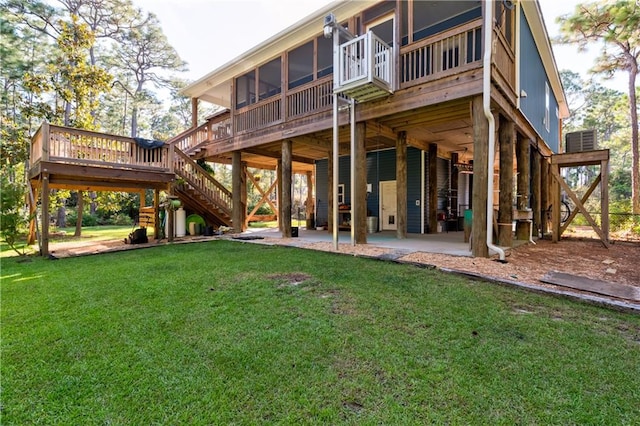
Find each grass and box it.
[2,241,639,424]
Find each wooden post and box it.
[277,159,283,232]
[450,152,459,218]
[515,134,531,240]
[327,148,334,233]
[241,162,247,231]
[601,157,609,243]
[232,151,243,233]
[355,122,367,244]
[471,96,488,257]
[396,131,407,239]
[428,143,438,234]
[531,147,542,238]
[41,175,50,256]
[498,115,514,247]
[281,140,292,238]
[551,162,561,243]
[305,171,314,229]
[540,156,550,237]
[154,189,160,240]
[191,98,198,128]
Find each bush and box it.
[248,204,274,215]
[66,211,99,227]
[108,213,134,226]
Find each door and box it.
[380,180,397,231]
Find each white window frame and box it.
[544,82,550,132]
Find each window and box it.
[258,58,281,101]
[412,1,480,42]
[235,70,255,109]
[317,35,333,78]
[288,41,314,89]
[544,82,550,131]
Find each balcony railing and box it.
[335,31,394,102]
[234,97,282,134]
[400,19,483,88]
[170,113,231,154]
[30,122,171,172]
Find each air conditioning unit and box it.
[565,129,597,153]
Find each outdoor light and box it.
[323,13,336,38]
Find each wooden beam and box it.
[531,147,542,237]
[232,151,243,232]
[549,166,609,248]
[281,140,292,238]
[354,122,367,244]
[498,116,514,247]
[41,174,50,257]
[154,190,160,240]
[560,174,601,235]
[396,131,407,239]
[471,95,488,257]
[515,134,531,240]
[428,143,438,234]
[601,157,609,243]
[244,147,315,164]
[305,171,314,229]
[551,163,561,243]
[540,155,550,236]
[191,98,198,128]
[551,149,609,167]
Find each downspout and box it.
[483,0,506,261]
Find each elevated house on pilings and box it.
[180,0,569,257]
[27,0,575,258]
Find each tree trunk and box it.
[75,191,83,237]
[629,62,639,214]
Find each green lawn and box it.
[2,241,639,424]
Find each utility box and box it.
[565,130,597,153]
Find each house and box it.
[29,0,584,258]
[178,0,569,257]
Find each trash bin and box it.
[464,209,472,243]
[291,226,299,237]
[366,216,378,233]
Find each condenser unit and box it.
[565,129,597,153]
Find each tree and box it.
[557,1,640,213]
[109,12,186,137]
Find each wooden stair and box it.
[172,145,233,228]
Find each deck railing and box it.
[286,76,334,119]
[169,114,232,154]
[234,97,282,134]
[172,146,232,216]
[31,123,171,171]
[399,19,483,88]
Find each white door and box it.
[380,180,397,231]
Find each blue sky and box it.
[132,0,627,94]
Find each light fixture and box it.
[520,89,528,98]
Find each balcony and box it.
[335,31,394,102]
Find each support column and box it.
[540,156,550,236]
[191,98,198,128]
[531,146,542,238]
[471,95,488,257]
[498,115,514,247]
[232,151,244,233]
[516,134,531,240]
[327,148,334,233]
[305,171,314,229]
[354,122,367,244]
[428,143,438,234]
[396,131,407,239]
[41,175,50,256]
[551,162,561,243]
[277,159,283,232]
[601,157,609,243]
[281,140,292,238]
[154,189,160,240]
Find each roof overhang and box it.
[182,0,372,108]
[521,0,570,119]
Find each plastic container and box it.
[175,207,186,237]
